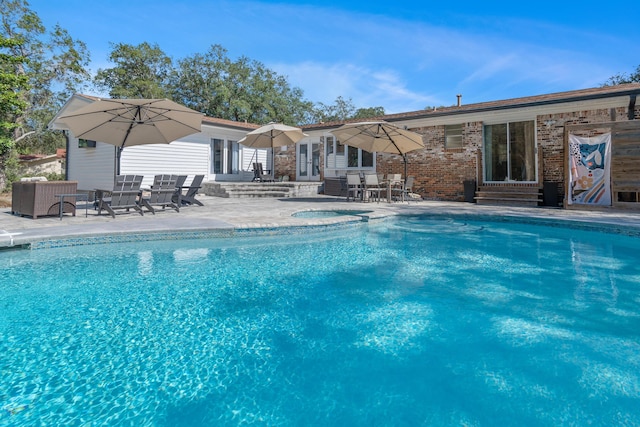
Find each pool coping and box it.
[2,212,387,250]
[2,198,640,250]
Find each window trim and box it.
[444,124,463,149]
[78,138,96,148]
[324,135,376,170]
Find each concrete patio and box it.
[2,195,640,249]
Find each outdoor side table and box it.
[55,193,88,220]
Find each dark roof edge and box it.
[303,86,640,131]
[384,88,640,123]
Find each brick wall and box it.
[273,141,326,181]
[537,107,633,197]
[274,146,296,181]
[276,105,636,201]
[381,122,482,201]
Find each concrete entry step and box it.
[475,197,541,207]
[203,181,322,198]
[474,185,542,207]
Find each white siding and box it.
[121,138,210,188]
[68,138,116,191]
[240,148,270,173]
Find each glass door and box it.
[297,141,320,181]
[211,138,223,174]
[484,121,536,182]
[211,139,239,176]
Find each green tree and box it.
[169,45,228,118]
[0,35,29,189]
[352,106,385,120]
[170,44,314,125]
[311,96,384,123]
[603,64,640,86]
[94,42,172,99]
[313,96,355,122]
[1,0,90,189]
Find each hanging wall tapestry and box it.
[568,133,611,205]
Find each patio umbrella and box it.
[331,121,424,178]
[238,122,308,148]
[58,98,203,174]
[238,122,308,178]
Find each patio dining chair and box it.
[363,173,384,203]
[346,173,364,202]
[392,175,416,202]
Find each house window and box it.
[362,150,373,167]
[348,146,359,167]
[445,124,463,149]
[336,139,345,169]
[78,139,96,148]
[325,135,374,169]
[325,136,345,168]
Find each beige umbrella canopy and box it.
[58,98,203,174]
[331,121,424,155]
[238,122,308,148]
[331,121,424,178]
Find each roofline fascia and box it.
[304,88,640,131]
[201,120,258,132]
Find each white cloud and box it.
[271,61,436,113]
[35,0,637,112]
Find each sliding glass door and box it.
[211,139,239,175]
[484,120,536,182]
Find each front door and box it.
[297,141,321,181]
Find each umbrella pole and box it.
[403,154,408,180]
[116,146,123,175]
[117,122,134,176]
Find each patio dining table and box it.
[383,177,404,203]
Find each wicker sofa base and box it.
[12,181,78,219]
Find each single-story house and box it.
[51,84,640,208]
[290,83,640,208]
[49,94,266,190]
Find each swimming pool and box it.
[1,215,639,425]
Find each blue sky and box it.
[29,0,639,114]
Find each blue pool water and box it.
[1,216,640,426]
[291,209,372,218]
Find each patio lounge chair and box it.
[176,174,204,206]
[96,174,144,218]
[346,173,363,202]
[140,174,180,214]
[253,163,274,182]
[171,175,187,203]
[363,173,384,203]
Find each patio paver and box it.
[1,195,640,249]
